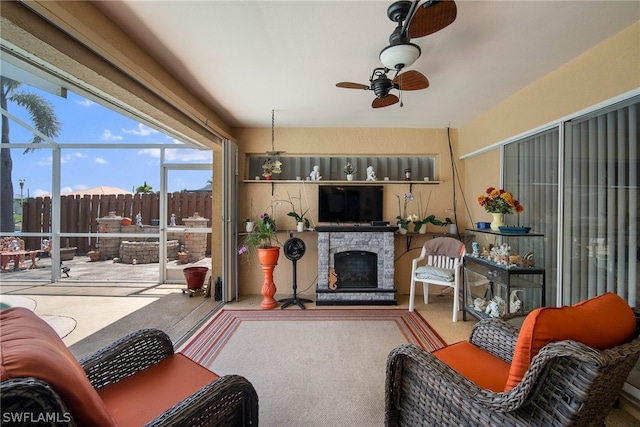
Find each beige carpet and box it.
[179,309,445,427]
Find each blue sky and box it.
[7,85,213,197]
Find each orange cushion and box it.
[0,307,115,426]
[505,292,637,390]
[432,341,511,392]
[98,353,220,426]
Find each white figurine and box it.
[9,239,19,252]
[170,213,176,227]
[510,290,523,312]
[135,212,143,227]
[366,166,377,181]
[310,165,322,181]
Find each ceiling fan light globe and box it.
[379,43,421,70]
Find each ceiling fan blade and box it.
[372,94,399,109]
[393,70,430,91]
[336,82,369,90]
[407,0,457,39]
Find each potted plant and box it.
[286,191,310,232]
[262,157,282,180]
[238,212,281,309]
[88,248,101,262]
[396,193,413,234]
[413,215,453,234]
[178,245,189,264]
[344,162,356,181]
[445,209,458,235]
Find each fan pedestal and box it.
[279,237,313,309]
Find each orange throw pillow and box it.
[0,307,116,426]
[505,293,636,391]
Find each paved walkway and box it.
[0,255,217,352]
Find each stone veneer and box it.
[316,226,397,305]
[119,240,180,264]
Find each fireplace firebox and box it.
[334,251,377,289]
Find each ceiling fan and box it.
[336,67,429,108]
[336,0,456,108]
[379,0,457,70]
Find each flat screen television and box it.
[318,185,384,224]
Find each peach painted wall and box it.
[233,127,465,297]
[459,21,639,226]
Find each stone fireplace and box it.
[316,226,397,305]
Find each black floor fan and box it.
[279,236,312,309]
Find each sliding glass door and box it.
[563,98,638,307]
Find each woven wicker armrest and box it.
[80,329,174,389]
[145,374,259,427]
[0,378,76,427]
[385,343,545,426]
[468,315,523,363]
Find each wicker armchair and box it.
[1,323,258,426]
[385,308,640,427]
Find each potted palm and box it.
[238,213,281,309]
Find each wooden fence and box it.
[21,192,212,255]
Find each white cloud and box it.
[95,157,108,164]
[101,129,123,140]
[77,99,95,108]
[60,186,74,193]
[123,123,159,136]
[60,153,87,164]
[34,189,50,197]
[164,148,213,162]
[37,157,53,166]
[138,148,161,158]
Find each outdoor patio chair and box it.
[0,307,258,426]
[386,292,640,426]
[408,237,465,321]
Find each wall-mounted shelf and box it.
[245,155,437,182]
[242,179,441,185]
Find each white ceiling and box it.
[95,1,639,129]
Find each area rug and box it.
[179,309,446,427]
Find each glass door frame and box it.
[161,161,213,283]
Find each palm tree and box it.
[135,180,154,194]
[1,77,61,232]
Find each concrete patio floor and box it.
[0,254,221,357]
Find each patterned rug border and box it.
[179,309,446,366]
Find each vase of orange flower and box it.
[477,187,524,231]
